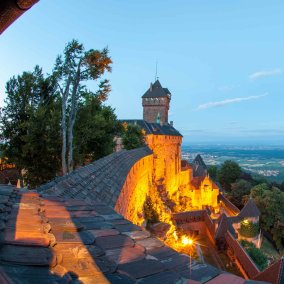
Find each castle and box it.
[2,79,279,283]
[119,79,220,224]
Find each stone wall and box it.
[142,98,169,123]
[37,147,153,210]
[225,231,260,279]
[114,154,153,225]
[146,134,182,196]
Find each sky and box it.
[0,0,283,145]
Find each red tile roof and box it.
[239,197,260,219]
[254,257,284,284]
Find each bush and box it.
[121,124,145,150]
[143,196,159,224]
[239,221,259,238]
[240,240,268,270]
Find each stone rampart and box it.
[114,153,153,225]
[37,147,153,211]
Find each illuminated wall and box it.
[145,134,182,195]
[114,154,153,225]
[115,133,220,226]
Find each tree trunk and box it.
[67,109,76,172]
[67,65,81,173]
[58,77,71,176]
[61,94,67,175]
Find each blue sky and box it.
[0,0,283,145]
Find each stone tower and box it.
[142,80,171,124]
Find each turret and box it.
[142,80,171,124]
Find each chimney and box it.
[150,83,153,92]
[170,121,173,127]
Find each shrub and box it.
[239,221,259,238]
[240,240,268,270]
[143,196,159,224]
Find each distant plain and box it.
[182,144,284,183]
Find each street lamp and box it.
[181,236,194,281]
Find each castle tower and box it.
[142,80,171,124]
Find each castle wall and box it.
[114,154,153,225]
[145,134,182,195]
[142,98,169,123]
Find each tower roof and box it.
[239,197,260,219]
[142,80,171,98]
[121,120,182,137]
[215,213,236,239]
[192,154,208,177]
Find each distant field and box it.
[182,144,284,183]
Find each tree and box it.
[251,184,284,250]
[121,123,145,150]
[228,179,252,208]
[0,66,61,187]
[280,181,284,192]
[54,40,112,174]
[217,160,241,191]
[73,92,121,165]
[208,165,217,180]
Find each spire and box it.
[239,197,260,219]
[155,60,158,81]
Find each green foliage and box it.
[251,184,284,250]
[208,165,217,180]
[228,179,252,208]
[144,196,159,224]
[239,221,259,238]
[0,66,61,187]
[240,240,268,270]
[73,93,121,165]
[0,41,118,187]
[122,124,145,150]
[217,160,241,191]
[54,39,112,173]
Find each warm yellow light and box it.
[181,235,194,246]
[243,219,249,225]
[173,231,178,241]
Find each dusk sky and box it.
[0,1,283,145]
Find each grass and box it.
[261,237,280,261]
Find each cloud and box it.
[196,93,268,111]
[249,68,282,80]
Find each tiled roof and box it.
[192,154,208,177]
[37,147,153,207]
[253,257,284,284]
[190,176,219,191]
[121,119,182,137]
[239,198,260,219]
[142,80,171,98]
[0,0,39,35]
[190,176,204,189]
[215,214,236,239]
[0,184,249,283]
